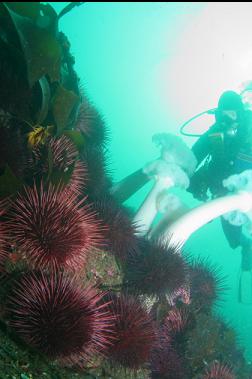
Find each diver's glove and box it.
[187,167,210,202]
[143,159,190,189]
[152,132,197,177]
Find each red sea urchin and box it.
[201,361,235,379]
[150,329,186,379]
[69,159,87,197]
[90,196,139,263]
[7,183,103,270]
[75,96,109,148]
[104,292,157,370]
[0,226,8,274]
[123,238,188,298]
[29,135,87,196]
[0,205,8,275]
[46,136,86,196]
[189,258,228,311]
[7,271,114,361]
[80,146,112,198]
[163,307,190,337]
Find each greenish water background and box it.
[51,2,252,361]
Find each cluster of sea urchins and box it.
[0,65,248,378]
[1,129,160,369]
[1,130,118,364]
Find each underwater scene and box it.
[1,2,252,378]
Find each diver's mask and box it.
[215,109,240,138]
[225,123,238,138]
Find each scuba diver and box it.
[188,90,252,303]
[188,90,252,202]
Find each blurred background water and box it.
[50,2,252,361]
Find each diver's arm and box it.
[110,168,150,203]
[191,130,211,166]
[187,126,217,200]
